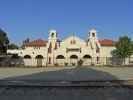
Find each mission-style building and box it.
[7,29,116,67]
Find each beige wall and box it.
[100,46,116,57]
[7,32,124,66]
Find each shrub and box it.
[77,59,83,66]
[64,62,68,66]
[72,63,76,66]
[54,63,59,66]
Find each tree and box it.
[0,28,9,54]
[8,43,19,49]
[112,36,133,64]
[22,38,30,45]
[21,38,30,49]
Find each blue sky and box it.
[0,0,133,45]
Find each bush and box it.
[77,59,83,66]
[72,63,76,66]
[54,63,59,66]
[64,62,68,66]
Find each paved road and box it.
[0,67,133,81]
[0,86,133,100]
[0,67,133,100]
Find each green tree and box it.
[8,43,19,49]
[0,28,9,54]
[112,36,133,64]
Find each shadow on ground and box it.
[3,67,118,81]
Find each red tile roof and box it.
[24,39,115,47]
[99,39,115,46]
[24,39,48,47]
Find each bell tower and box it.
[89,29,97,40]
[88,29,97,50]
[87,29,101,64]
[47,30,58,65]
[88,29,101,55]
[48,30,57,40]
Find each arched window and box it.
[70,55,78,59]
[70,40,76,44]
[83,55,91,59]
[35,55,43,59]
[92,33,95,37]
[56,55,65,59]
[51,33,54,37]
[24,55,31,59]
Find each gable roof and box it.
[99,39,115,46]
[24,39,48,47]
[62,35,85,43]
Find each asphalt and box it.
[0,67,133,86]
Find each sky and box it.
[0,0,133,45]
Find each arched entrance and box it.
[24,55,32,66]
[83,55,91,59]
[35,55,43,67]
[56,55,65,59]
[24,55,31,59]
[70,55,78,66]
[70,55,78,59]
[83,54,92,65]
[56,55,65,66]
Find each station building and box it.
[7,29,116,67]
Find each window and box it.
[92,33,95,37]
[70,40,76,44]
[35,55,43,59]
[70,55,78,59]
[56,55,65,59]
[66,48,80,52]
[51,33,54,37]
[83,55,91,59]
[34,47,40,49]
[24,55,31,59]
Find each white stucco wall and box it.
[100,46,116,57]
[9,28,131,66]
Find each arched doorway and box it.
[70,55,78,59]
[83,55,92,65]
[83,55,91,59]
[56,55,65,59]
[24,55,31,59]
[56,55,65,66]
[35,55,43,67]
[24,55,32,66]
[70,55,78,66]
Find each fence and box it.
[0,57,133,67]
[91,57,133,65]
